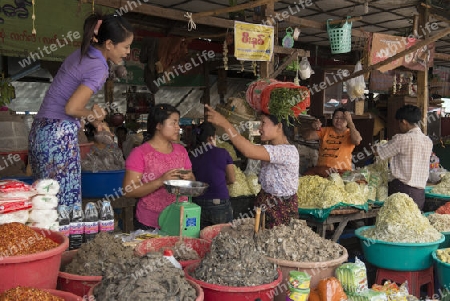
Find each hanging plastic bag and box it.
[346,60,366,101]
[299,57,314,80]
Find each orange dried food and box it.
[0,287,63,301]
[436,202,450,214]
[0,222,58,257]
[316,277,347,301]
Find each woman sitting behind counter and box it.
[122,104,195,230]
[302,107,362,177]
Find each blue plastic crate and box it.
[81,170,125,198]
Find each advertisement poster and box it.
[370,33,434,73]
[234,21,274,61]
[0,0,112,62]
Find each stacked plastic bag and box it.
[27,179,59,231]
[0,179,36,224]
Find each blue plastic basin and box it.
[355,226,444,271]
[433,250,450,289]
[81,170,125,198]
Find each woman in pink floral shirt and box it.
[123,104,195,230]
[205,105,299,229]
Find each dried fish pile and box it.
[255,219,345,262]
[193,218,278,287]
[64,232,136,276]
[94,253,197,301]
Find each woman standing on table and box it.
[205,104,299,229]
[29,13,134,208]
[189,121,236,229]
[123,104,195,230]
[302,107,362,177]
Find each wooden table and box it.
[301,207,380,242]
[82,197,137,233]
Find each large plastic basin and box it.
[43,289,84,301]
[355,226,444,271]
[0,227,69,293]
[199,223,231,242]
[81,169,125,198]
[185,262,282,301]
[79,143,93,160]
[134,236,211,268]
[432,250,450,289]
[266,245,348,301]
[57,250,102,297]
[87,278,204,300]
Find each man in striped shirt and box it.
[375,105,433,210]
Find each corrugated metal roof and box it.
[7,77,253,119]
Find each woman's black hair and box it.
[84,122,97,142]
[81,13,134,58]
[332,107,348,118]
[145,103,180,141]
[193,122,216,147]
[395,104,421,124]
[115,126,128,136]
[264,114,295,142]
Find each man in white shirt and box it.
[375,105,433,209]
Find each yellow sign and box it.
[234,21,274,61]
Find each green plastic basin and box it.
[355,226,444,271]
[423,212,450,248]
[432,250,450,289]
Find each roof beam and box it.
[434,52,450,61]
[93,0,234,29]
[193,0,281,19]
[328,26,450,88]
[266,10,368,38]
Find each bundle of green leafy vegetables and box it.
[268,88,305,124]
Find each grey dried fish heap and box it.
[94,253,197,301]
[255,219,345,262]
[193,218,278,287]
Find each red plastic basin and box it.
[0,227,69,293]
[199,223,231,242]
[185,262,283,301]
[43,289,84,301]
[57,250,102,297]
[134,236,211,268]
[79,143,93,160]
[87,278,204,300]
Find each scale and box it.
[158,180,209,238]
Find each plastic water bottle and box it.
[99,201,114,233]
[57,205,70,238]
[163,249,182,269]
[23,111,33,133]
[84,202,99,243]
[69,205,84,250]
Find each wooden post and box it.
[417,4,429,134]
[217,68,227,104]
[260,1,275,79]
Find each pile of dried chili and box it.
[0,222,59,257]
[0,286,64,301]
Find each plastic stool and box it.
[375,266,434,298]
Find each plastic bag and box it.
[81,146,125,172]
[346,61,366,101]
[299,57,315,80]
[429,167,447,184]
[316,277,347,301]
[335,257,368,294]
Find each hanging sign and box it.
[369,33,434,73]
[0,0,112,62]
[234,21,274,61]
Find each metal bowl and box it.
[163,180,209,197]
